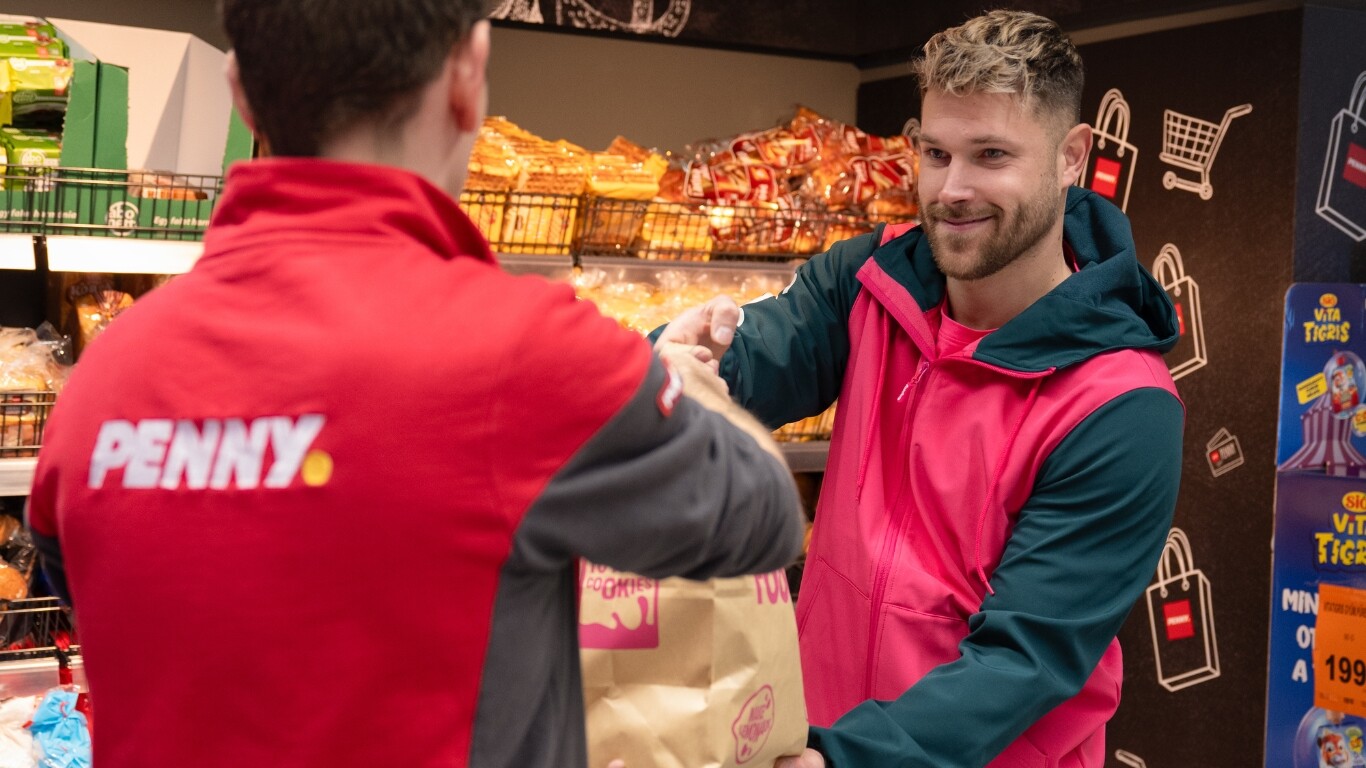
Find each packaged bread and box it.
[51,273,134,357]
[640,166,712,260]
[503,135,589,255]
[0,326,64,458]
[804,149,917,212]
[0,562,27,601]
[581,140,668,252]
[462,123,523,243]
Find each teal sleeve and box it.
[808,387,1184,768]
[719,230,875,429]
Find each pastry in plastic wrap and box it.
[0,562,26,601]
[640,166,712,260]
[580,141,665,252]
[503,138,588,255]
[0,326,66,458]
[462,122,523,244]
[74,290,134,354]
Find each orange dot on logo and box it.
[1321,294,1339,308]
[301,450,334,487]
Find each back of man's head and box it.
[220,0,490,157]
[912,10,1084,136]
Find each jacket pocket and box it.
[795,556,870,728]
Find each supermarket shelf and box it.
[0,458,36,497]
[45,236,203,275]
[781,441,829,473]
[0,234,36,271]
[0,656,86,699]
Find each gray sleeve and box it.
[510,355,805,580]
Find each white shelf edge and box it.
[0,234,36,271]
[0,457,37,497]
[780,441,829,473]
[45,236,203,275]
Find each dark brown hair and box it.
[220,0,491,156]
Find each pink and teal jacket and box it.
[720,188,1185,767]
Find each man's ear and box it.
[1058,121,1091,189]
[224,50,259,137]
[449,20,491,133]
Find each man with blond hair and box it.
[665,10,1185,768]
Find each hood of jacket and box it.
[869,186,1180,373]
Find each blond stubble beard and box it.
[922,180,1062,282]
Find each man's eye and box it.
[924,148,947,161]
[982,149,1006,159]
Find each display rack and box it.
[2,169,846,487]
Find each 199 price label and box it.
[1315,584,1366,718]
[1324,654,1366,687]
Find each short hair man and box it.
[25,2,804,766]
[663,11,1185,768]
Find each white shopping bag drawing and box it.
[1145,528,1220,692]
[1079,88,1138,212]
[1316,71,1366,242]
[1153,244,1207,381]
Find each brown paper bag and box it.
[579,563,807,768]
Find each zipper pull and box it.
[911,361,931,386]
[896,383,910,402]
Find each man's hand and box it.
[775,748,826,768]
[657,342,729,408]
[655,295,742,363]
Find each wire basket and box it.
[0,597,77,662]
[458,190,582,256]
[580,197,836,262]
[0,390,56,458]
[0,164,52,234]
[45,167,223,241]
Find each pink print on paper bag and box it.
[579,564,660,650]
[733,685,777,764]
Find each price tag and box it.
[1315,584,1366,718]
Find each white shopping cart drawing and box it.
[1153,244,1207,381]
[1114,750,1147,768]
[1316,71,1366,242]
[1145,528,1220,692]
[1159,103,1253,200]
[490,0,545,23]
[557,0,691,36]
[1079,88,1139,212]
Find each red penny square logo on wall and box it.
[1092,157,1122,199]
[1163,599,1196,641]
[1344,142,1366,189]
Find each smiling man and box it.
[658,10,1186,768]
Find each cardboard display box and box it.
[0,16,253,240]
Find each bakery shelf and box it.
[781,440,829,473]
[0,655,86,697]
[0,234,36,271]
[0,458,36,497]
[44,236,203,275]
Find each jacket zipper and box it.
[864,358,930,698]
